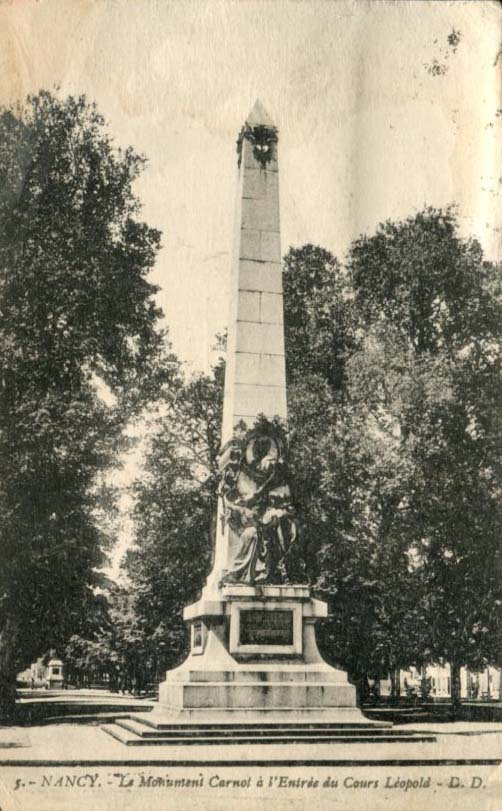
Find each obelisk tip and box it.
[246,99,276,128]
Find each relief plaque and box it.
[239,609,294,647]
[192,621,204,653]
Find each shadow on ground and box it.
[6,691,502,729]
[12,690,154,727]
[362,701,502,724]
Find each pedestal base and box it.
[102,585,439,744]
[155,585,368,723]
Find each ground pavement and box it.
[0,690,501,810]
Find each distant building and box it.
[17,656,64,689]
[380,664,501,700]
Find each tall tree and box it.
[0,91,174,720]
[347,208,502,707]
[283,213,502,703]
[283,244,355,394]
[122,361,224,675]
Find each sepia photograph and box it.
[0,1,502,809]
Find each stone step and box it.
[102,723,436,746]
[135,712,390,730]
[115,717,418,739]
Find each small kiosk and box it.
[46,658,64,689]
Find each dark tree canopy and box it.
[283,244,355,393]
[121,362,224,673]
[349,209,497,355]
[0,91,174,719]
[284,211,502,701]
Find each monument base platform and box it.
[102,714,437,746]
[102,585,436,745]
[156,584,374,721]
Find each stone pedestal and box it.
[155,585,367,723]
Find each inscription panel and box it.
[191,621,204,653]
[239,609,294,646]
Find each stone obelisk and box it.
[207,99,287,594]
[154,102,370,725]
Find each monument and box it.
[104,103,434,744]
[154,99,364,723]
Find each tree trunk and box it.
[389,668,401,705]
[0,667,17,723]
[450,660,462,720]
[0,630,19,723]
[395,668,401,701]
[354,674,370,706]
[389,670,396,704]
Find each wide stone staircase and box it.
[102,714,436,745]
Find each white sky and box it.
[1,0,501,373]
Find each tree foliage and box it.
[0,91,174,719]
[283,245,355,394]
[120,362,224,675]
[285,209,502,699]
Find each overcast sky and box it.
[1,0,501,373]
